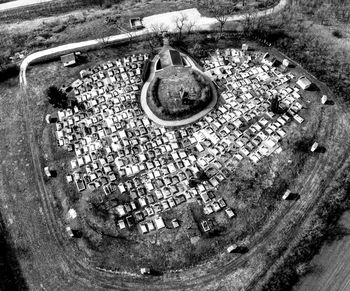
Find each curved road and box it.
[19,1,347,290]
[0,0,53,11]
[139,54,218,127]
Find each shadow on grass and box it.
[150,269,163,276]
[324,224,350,244]
[324,100,335,106]
[0,211,28,291]
[50,170,58,178]
[314,146,327,153]
[306,83,320,92]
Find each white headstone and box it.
[282,59,290,67]
[45,114,51,124]
[321,95,328,104]
[311,142,318,152]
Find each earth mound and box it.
[147,66,213,120]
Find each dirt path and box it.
[139,53,218,127]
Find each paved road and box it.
[0,0,53,11]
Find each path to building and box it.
[0,0,53,11]
[140,53,218,127]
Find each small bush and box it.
[52,24,67,33]
[332,30,343,38]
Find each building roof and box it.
[158,48,184,69]
[61,53,76,67]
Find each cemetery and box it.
[52,41,318,262]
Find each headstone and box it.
[321,95,327,104]
[310,142,318,152]
[282,59,290,67]
[45,114,52,124]
[282,189,292,200]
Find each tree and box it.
[147,23,168,55]
[174,13,188,40]
[47,86,68,108]
[270,95,281,114]
[0,55,8,71]
[243,7,259,33]
[185,20,196,35]
[201,0,239,38]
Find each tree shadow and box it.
[237,246,249,254]
[150,269,163,276]
[314,146,326,153]
[324,224,350,244]
[72,229,83,238]
[293,139,314,153]
[306,83,320,92]
[50,170,57,178]
[324,100,334,105]
[284,193,300,201]
[0,211,29,290]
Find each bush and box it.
[52,24,67,33]
[332,30,343,38]
[0,64,19,82]
[47,85,69,108]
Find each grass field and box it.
[294,212,350,291]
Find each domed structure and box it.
[140,42,217,127]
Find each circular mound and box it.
[146,67,214,121]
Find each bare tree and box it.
[174,13,188,40]
[185,20,197,35]
[201,0,239,38]
[147,23,168,54]
[242,7,258,33]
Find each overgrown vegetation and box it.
[46,85,69,108]
[261,163,350,291]
[244,0,350,105]
[234,0,350,289]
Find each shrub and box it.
[0,64,19,82]
[52,24,67,33]
[332,30,343,38]
[47,85,69,108]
